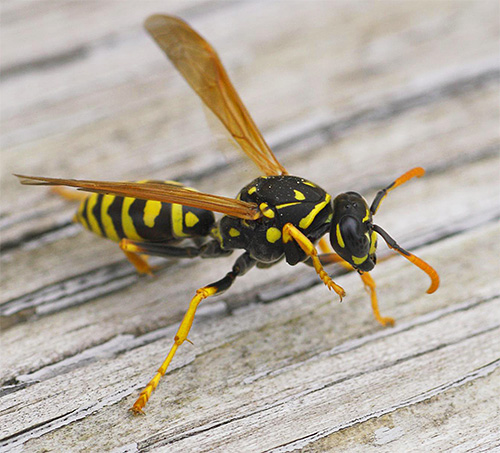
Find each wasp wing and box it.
[15,175,262,220]
[144,14,287,177]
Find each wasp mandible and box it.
[16,15,439,414]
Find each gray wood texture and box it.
[1,1,499,452]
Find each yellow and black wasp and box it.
[16,15,440,414]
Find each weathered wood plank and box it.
[1,1,499,452]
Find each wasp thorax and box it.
[329,192,377,272]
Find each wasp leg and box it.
[51,186,88,202]
[318,238,394,327]
[120,238,232,259]
[359,272,394,327]
[118,241,155,275]
[130,252,255,415]
[282,224,345,300]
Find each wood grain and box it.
[1,1,499,452]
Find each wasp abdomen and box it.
[75,181,215,243]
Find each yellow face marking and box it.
[352,254,368,265]
[259,202,275,218]
[303,181,316,188]
[171,204,189,238]
[248,186,257,195]
[143,200,162,228]
[336,224,345,248]
[294,190,305,201]
[101,195,119,242]
[266,227,282,243]
[122,197,142,241]
[185,211,199,228]
[362,209,370,223]
[369,231,378,255]
[86,194,103,237]
[229,227,240,237]
[299,194,331,229]
[276,201,301,209]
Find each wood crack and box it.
[264,357,500,452]
[135,327,500,452]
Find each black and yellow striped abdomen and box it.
[75,182,215,243]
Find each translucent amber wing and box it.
[144,14,287,177]
[15,175,261,220]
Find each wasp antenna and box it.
[370,167,425,215]
[372,224,439,294]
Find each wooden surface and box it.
[1,1,499,452]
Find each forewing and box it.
[15,175,262,220]
[144,14,287,177]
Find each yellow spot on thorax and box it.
[276,201,301,209]
[299,194,331,229]
[362,209,371,223]
[259,202,275,218]
[266,227,282,243]
[294,190,305,200]
[143,200,162,228]
[248,186,257,195]
[229,228,240,237]
[211,225,224,246]
[185,211,199,228]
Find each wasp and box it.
[16,15,440,415]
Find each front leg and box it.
[318,238,394,326]
[282,223,345,301]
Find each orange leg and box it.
[318,238,394,326]
[51,186,88,202]
[120,239,155,275]
[283,224,345,300]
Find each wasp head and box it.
[329,192,377,272]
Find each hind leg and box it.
[130,252,255,414]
